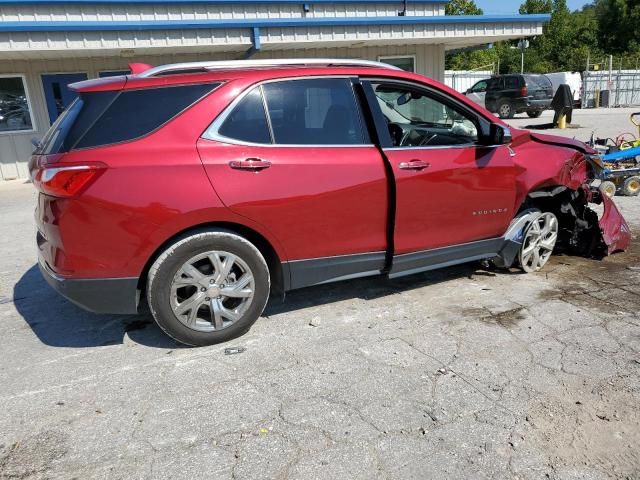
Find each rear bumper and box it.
[524,99,552,110]
[39,260,140,314]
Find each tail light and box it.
[33,163,105,198]
[520,85,529,97]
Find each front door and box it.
[364,80,517,272]
[41,73,87,124]
[466,80,488,107]
[197,77,389,288]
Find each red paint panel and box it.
[197,139,389,260]
[385,145,517,253]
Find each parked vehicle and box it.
[544,71,582,108]
[30,59,631,346]
[466,74,554,119]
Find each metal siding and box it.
[1,3,439,21]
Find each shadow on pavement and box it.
[13,265,181,349]
[15,260,507,348]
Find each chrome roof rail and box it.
[137,58,401,77]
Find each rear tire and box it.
[147,230,270,346]
[599,180,617,198]
[527,110,543,118]
[622,176,640,196]
[498,100,514,119]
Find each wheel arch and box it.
[137,221,286,297]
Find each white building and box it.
[0,0,549,180]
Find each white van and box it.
[545,72,582,107]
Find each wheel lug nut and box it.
[200,287,206,292]
[205,297,210,301]
[209,279,215,284]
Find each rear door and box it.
[197,77,389,288]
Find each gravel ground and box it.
[1,111,640,480]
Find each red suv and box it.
[30,59,631,346]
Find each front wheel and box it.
[147,230,270,346]
[519,212,559,273]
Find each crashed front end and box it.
[514,131,632,258]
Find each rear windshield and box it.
[524,75,552,89]
[36,82,219,154]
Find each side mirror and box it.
[486,124,512,146]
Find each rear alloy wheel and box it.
[599,180,617,198]
[519,212,559,273]
[498,100,514,119]
[147,231,270,346]
[622,176,640,196]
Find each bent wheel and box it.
[147,231,270,346]
[519,212,559,273]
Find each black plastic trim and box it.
[284,252,386,290]
[389,238,503,278]
[39,261,139,314]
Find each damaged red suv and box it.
[30,59,631,346]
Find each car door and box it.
[197,77,389,289]
[465,80,488,107]
[362,79,517,276]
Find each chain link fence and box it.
[582,70,640,108]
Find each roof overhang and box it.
[0,14,549,60]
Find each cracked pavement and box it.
[1,173,639,479]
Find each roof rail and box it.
[136,58,401,77]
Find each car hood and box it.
[514,129,597,155]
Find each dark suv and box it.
[479,74,553,119]
[30,59,629,346]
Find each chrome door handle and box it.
[229,158,272,171]
[399,159,431,171]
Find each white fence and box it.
[444,70,493,93]
[583,70,640,108]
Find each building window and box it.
[378,56,416,73]
[0,75,35,133]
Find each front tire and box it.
[147,230,270,346]
[518,212,558,273]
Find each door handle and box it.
[398,159,431,171]
[229,158,272,171]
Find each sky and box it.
[475,0,591,14]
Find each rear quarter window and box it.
[524,75,553,89]
[37,83,218,154]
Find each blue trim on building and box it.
[0,0,447,4]
[0,15,551,32]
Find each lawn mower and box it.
[587,111,640,198]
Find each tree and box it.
[519,0,553,14]
[595,0,640,54]
[445,0,483,15]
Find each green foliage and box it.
[446,0,640,73]
[519,0,553,14]
[444,0,483,15]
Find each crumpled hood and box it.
[528,132,597,155]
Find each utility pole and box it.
[518,39,529,74]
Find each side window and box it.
[471,81,487,93]
[261,78,369,145]
[217,88,272,144]
[505,77,520,89]
[372,83,478,148]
